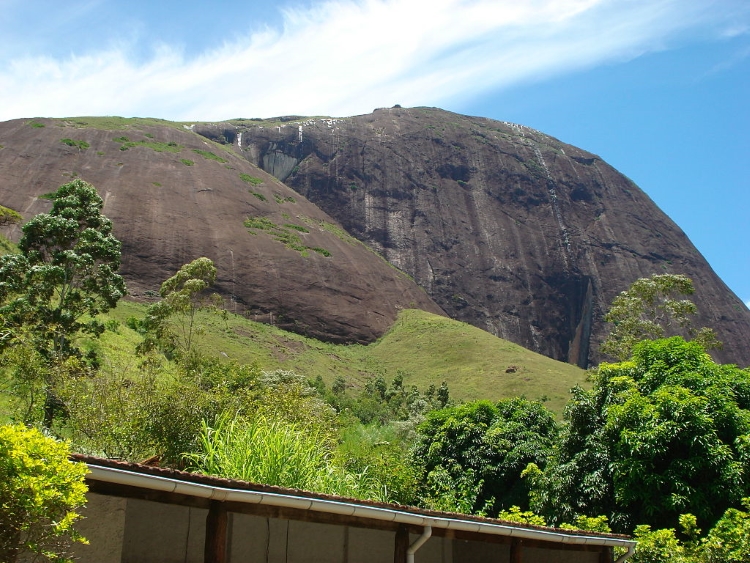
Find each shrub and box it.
[0,424,88,562]
[188,414,387,500]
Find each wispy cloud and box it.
[0,0,747,121]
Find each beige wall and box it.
[71,492,127,563]
[71,493,610,563]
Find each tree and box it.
[0,180,125,426]
[0,180,125,359]
[136,257,218,360]
[601,273,720,361]
[413,398,558,515]
[530,337,750,533]
[0,424,88,562]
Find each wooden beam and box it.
[394,524,409,563]
[204,501,228,563]
[510,538,523,563]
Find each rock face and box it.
[197,107,750,367]
[0,117,444,344]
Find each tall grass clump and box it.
[188,414,389,501]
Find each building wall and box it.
[71,493,608,563]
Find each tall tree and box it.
[0,180,125,425]
[529,337,750,533]
[413,398,558,515]
[601,273,720,361]
[136,257,218,360]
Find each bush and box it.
[0,424,88,562]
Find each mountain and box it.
[0,116,443,344]
[193,107,750,367]
[2,110,748,367]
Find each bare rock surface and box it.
[202,107,750,366]
[0,117,444,343]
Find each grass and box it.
[0,205,22,227]
[244,216,331,257]
[102,302,587,416]
[180,159,194,166]
[60,139,90,150]
[240,173,263,185]
[1,301,585,422]
[56,116,190,132]
[0,234,18,255]
[250,192,267,201]
[193,149,227,163]
[113,136,183,153]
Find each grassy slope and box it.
[106,301,588,415]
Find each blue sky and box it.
[1,0,748,307]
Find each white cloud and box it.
[0,0,747,121]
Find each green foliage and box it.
[137,257,218,359]
[29,122,45,128]
[188,413,392,501]
[180,158,194,166]
[531,337,750,533]
[497,506,547,526]
[244,216,277,230]
[0,180,125,427]
[58,360,163,460]
[700,499,750,563]
[60,139,90,150]
[0,344,49,424]
[244,216,331,257]
[250,192,267,201]
[631,524,690,563]
[106,305,587,414]
[0,235,17,256]
[311,247,332,257]
[192,149,227,163]
[0,180,126,363]
[239,173,263,185]
[413,398,558,515]
[559,514,612,533]
[601,273,720,360]
[0,204,22,226]
[112,136,182,153]
[336,422,418,505]
[0,424,88,562]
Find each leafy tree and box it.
[530,337,750,532]
[413,398,558,515]
[700,498,750,563]
[0,180,125,426]
[601,273,720,361]
[0,424,88,562]
[0,180,125,360]
[136,257,218,359]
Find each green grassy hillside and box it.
[104,301,588,414]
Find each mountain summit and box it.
[1,109,748,367]
[195,107,750,367]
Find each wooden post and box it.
[510,538,523,563]
[599,546,614,563]
[205,500,228,563]
[394,524,409,563]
